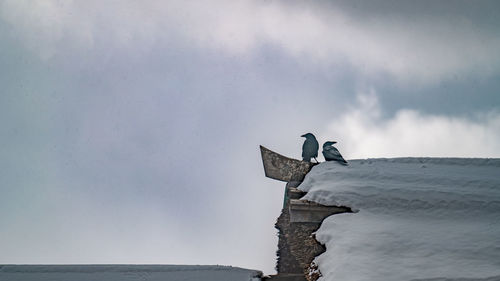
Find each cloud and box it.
[1,0,499,274]
[323,90,500,159]
[2,0,500,84]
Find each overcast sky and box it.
[1,0,500,274]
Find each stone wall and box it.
[259,146,351,281]
[273,181,351,281]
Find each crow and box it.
[322,141,348,164]
[301,133,319,163]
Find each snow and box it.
[298,158,500,281]
[0,265,262,281]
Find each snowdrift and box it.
[299,158,500,281]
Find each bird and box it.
[301,133,319,163]
[322,141,348,164]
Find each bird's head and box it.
[301,133,316,139]
[323,141,337,147]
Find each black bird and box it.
[301,133,319,163]
[322,141,348,164]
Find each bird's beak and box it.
[301,134,306,137]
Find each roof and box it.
[298,158,500,281]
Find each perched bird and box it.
[322,141,348,164]
[301,133,319,163]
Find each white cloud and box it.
[322,91,500,159]
[2,0,500,84]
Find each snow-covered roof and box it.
[0,265,262,281]
[298,158,500,281]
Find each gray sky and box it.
[1,0,499,274]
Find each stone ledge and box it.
[287,187,307,200]
[289,199,350,223]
